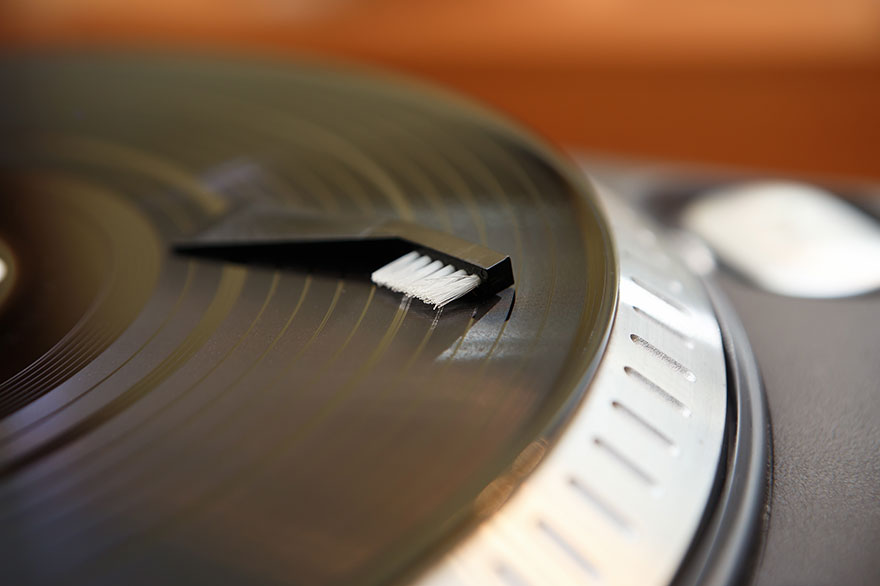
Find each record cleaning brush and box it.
[174,205,514,309]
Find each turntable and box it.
[0,54,777,586]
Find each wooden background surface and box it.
[4,0,880,180]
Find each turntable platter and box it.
[0,56,615,586]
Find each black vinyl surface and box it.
[0,56,616,586]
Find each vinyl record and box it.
[0,55,616,586]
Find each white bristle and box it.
[371,252,482,309]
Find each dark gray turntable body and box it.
[585,160,880,585]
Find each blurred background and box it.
[3,0,880,179]
[3,5,880,586]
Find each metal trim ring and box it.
[671,275,771,586]
[414,183,732,586]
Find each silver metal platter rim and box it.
[415,183,729,586]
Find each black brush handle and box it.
[174,205,514,298]
[374,219,513,298]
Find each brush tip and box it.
[371,251,482,308]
